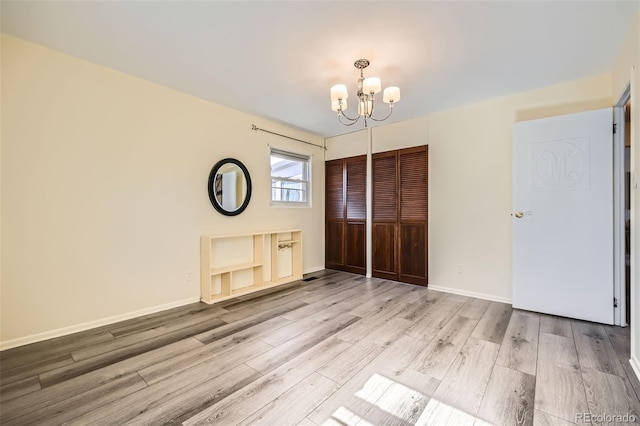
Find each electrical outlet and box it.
[186,271,193,282]
[457,264,464,274]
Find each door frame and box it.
[614,85,631,327]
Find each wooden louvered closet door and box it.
[325,155,366,274]
[398,146,428,285]
[325,159,344,270]
[372,151,398,280]
[344,157,367,274]
[372,146,428,285]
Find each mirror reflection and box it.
[213,164,247,211]
[208,158,252,216]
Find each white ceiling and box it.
[2,1,638,138]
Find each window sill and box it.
[270,201,311,209]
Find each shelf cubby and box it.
[200,230,302,304]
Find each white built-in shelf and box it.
[200,229,302,304]
[210,261,262,275]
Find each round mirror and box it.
[208,158,252,216]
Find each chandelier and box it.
[330,59,401,127]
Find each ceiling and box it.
[2,1,638,138]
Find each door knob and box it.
[514,211,524,218]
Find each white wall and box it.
[324,115,430,160]
[325,130,367,161]
[372,115,429,154]
[326,73,612,303]
[0,35,325,347]
[428,74,612,301]
[613,8,640,378]
[2,28,630,350]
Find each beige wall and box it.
[1,24,633,350]
[325,130,367,161]
[0,35,325,346]
[428,74,611,301]
[613,9,640,376]
[372,115,429,154]
[324,115,430,160]
[614,10,640,102]
[326,73,612,302]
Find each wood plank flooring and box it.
[1,270,639,425]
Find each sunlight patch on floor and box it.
[416,399,493,425]
[323,373,492,426]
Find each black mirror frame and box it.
[208,158,252,216]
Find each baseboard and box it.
[630,355,640,382]
[2,267,328,351]
[428,284,512,304]
[0,296,201,351]
[303,265,325,275]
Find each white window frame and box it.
[270,148,311,207]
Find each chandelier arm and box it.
[338,113,362,126]
[368,104,395,122]
[338,108,360,122]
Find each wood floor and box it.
[1,270,639,425]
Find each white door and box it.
[512,108,614,324]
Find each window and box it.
[270,149,311,206]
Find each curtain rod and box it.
[251,124,326,150]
